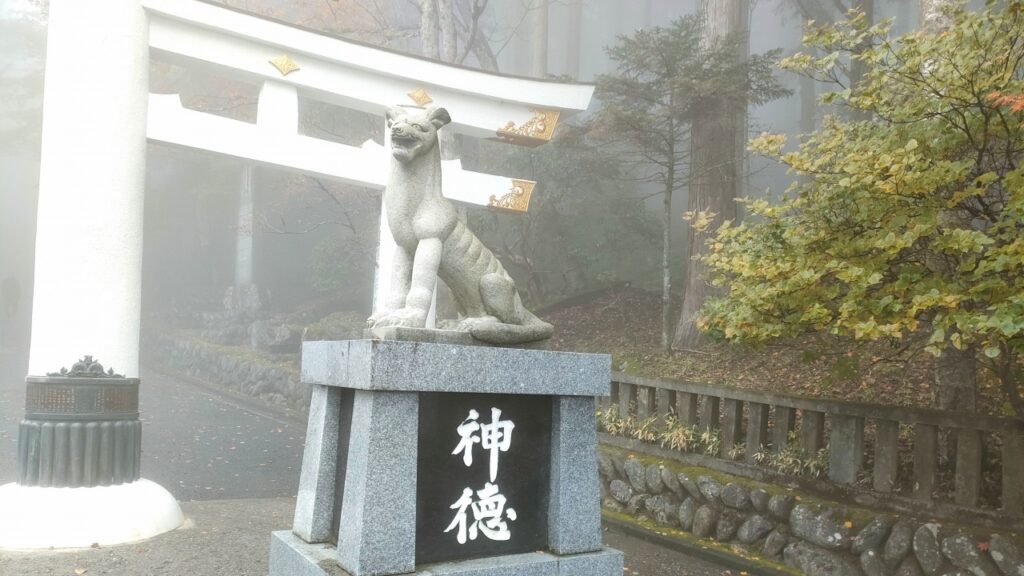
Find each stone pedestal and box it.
[268,338,623,576]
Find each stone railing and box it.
[604,372,1024,530]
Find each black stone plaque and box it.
[416,392,551,565]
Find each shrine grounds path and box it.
[0,351,731,576]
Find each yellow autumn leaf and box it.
[683,209,718,233]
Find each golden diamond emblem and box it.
[408,88,434,107]
[269,55,300,76]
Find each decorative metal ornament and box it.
[269,54,300,76]
[18,357,142,488]
[47,355,123,378]
[496,109,560,146]
[408,88,434,107]
[487,180,535,213]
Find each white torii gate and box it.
[2,0,593,550]
[142,0,592,319]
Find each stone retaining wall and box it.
[147,333,306,410]
[598,448,1024,576]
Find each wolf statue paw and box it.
[369,307,427,329]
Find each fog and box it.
[0,0,929,369]
[4,3,1024,572]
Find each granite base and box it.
[365,327,550,350]
[269,531,623,576]
[275,339,618,576]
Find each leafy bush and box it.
[702,3,1024,415]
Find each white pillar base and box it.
[0,479,183,549]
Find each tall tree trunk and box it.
[418,0,456,323]
[564,0,582,79]
[672,0,748,350]
[437,0,457,62]
[996,354,1024,418]
[661,165,674,352]
[530,0,549,77]
[918,0,974,413]
[849,0,874,121]
[235,165,255,288]
[934,341,976,464]
[469,33,499,72]
[799,20,817,136]
[419,0,439,59]
[934,344,977,411]
[797,22,816,190]
[732,1,750,219]
[510,1,531,75]
[896,0,915,35]
[417,0,457,158]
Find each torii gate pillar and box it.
[0,0,182,549]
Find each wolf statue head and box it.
[385,106,452,164]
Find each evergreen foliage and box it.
[468,127,660,306]
[593,15,788,349]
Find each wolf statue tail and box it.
[469,314,554,346]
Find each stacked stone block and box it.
[598,452,1024,576]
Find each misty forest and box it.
[2,1,1024,575]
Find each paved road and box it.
[0,349,731,575]
[0,350,29,485]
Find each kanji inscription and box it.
[416,393,551,565]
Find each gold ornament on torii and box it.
[496,109,560,146]
[407,88,434,107]
[488,180,535,213]
[268,55,300,76]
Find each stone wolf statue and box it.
[366,105,553,345]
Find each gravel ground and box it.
[0,498,730,576]
[0,497,294,576]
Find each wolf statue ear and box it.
[427,107,452,130]
[385,106,407,127]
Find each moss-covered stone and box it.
[598,444,1023,576]
[602,509,802,574]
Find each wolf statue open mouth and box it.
[389,122,430,164]
[369,106,554,345]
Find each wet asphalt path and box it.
[0,349,730,575]
[0,350,30,486]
